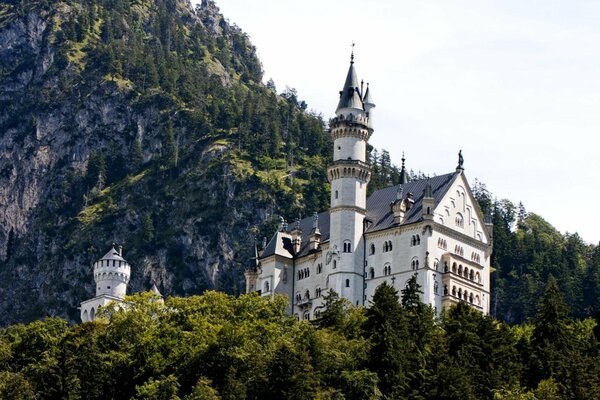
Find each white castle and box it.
[80,245,161,322]
[245,55,493,319]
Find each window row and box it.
[470,252,481,264]
[367,263,393,278]
[445,262,481,283]
[410,235,421,246]
[297,267,310,280]
[454,245,464,257]
[437,238,447,250]
[444,285,481,306]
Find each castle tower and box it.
[80,245,131,322]
[326,54,374,304]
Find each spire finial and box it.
[350,41,355,64]
[399,152,410,184]
[457,149,464,171]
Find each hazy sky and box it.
[194,1,600,243]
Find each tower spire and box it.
[351,41,355,64]
[399,152,410,184]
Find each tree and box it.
[363,282,408,397]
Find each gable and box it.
[434,173,490,244]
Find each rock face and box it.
[0,0,331,324]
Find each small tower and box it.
[326,51,373,304]
[80,245,131,322]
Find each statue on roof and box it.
[458,150,464,169]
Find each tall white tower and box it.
[80,246,131,322]
[326,54,374,305]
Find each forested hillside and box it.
[0,0,331,324]
[1,279,599,399]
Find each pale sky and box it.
[194,0,600,244]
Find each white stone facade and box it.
[80,246,131,322]
[245,58,492,320]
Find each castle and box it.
[244,55,493,319]
[80,245,161,322]
[81,55,492,322]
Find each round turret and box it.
[93,246,131,298]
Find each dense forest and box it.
[1,278,599,400]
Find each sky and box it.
[194,0,600,244]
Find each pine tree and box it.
[364,282,408,397]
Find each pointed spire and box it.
[363,83,375,107]
[336,48,363,113]
[399,152,410,184]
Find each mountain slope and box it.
[0,0,331,324]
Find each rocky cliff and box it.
[0,0,331,324]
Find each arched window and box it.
[476,295,481,305]
[383,263,391,276]
[369,243,375,255]
[463,291,468,301]
[411,236,416,246]
[416,235,420,245]
[317,264,323,274]
[305,289,310,299]
[264,281,270,292]
[303,311,310,320]
[82,309,89,322]
[388,241,393,251]
[434,280,439,295]
[383,242,388,252]
[469,293,474,303]
[464,267,469,278]
[458,265,463,275]
[455,213,464,228]
[333,260,337,269]
[452,286,457,296]
[444,285,448,295]
[316,287,322,297]
[343,240,352,253]
[444,262,449,273]
[335,190,339,199]
[452,262,457,273]
[90,307,95,321]
[315,309,321,318]
[476,272,481,283]
[345,279,350,287]
[369,267,375,279]
[296,292,301,302]
[458,288,462,298]
[469,270,474,281]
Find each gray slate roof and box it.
[260,172,458,260]
[336,63,364,112]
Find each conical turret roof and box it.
[363,84,375,106]
[336,61,364,112]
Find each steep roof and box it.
[336,62,364,112]
[363,85,375,106]
[259,172,458,260]
[98,246,127,263]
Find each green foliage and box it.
[1,282,600,399]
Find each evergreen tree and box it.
[364,282,408,398]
